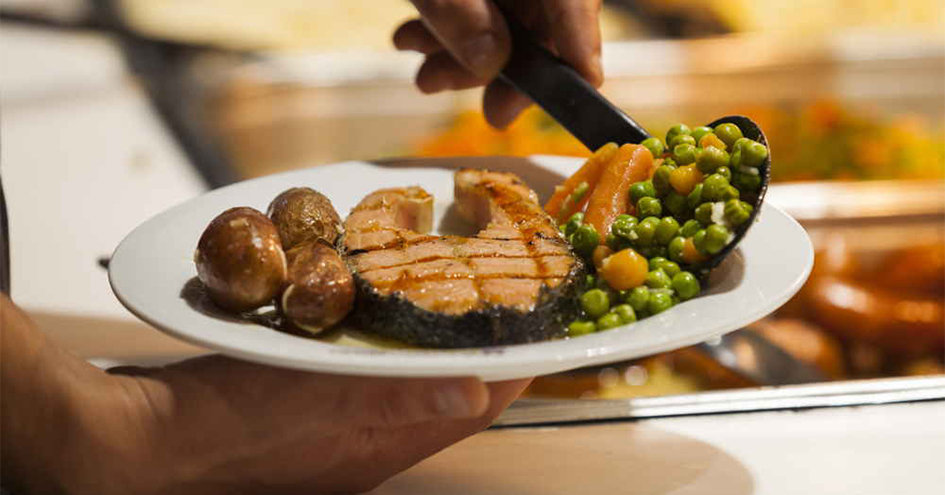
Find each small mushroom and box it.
[281,241,355,334]
[195,207,287,312]
[267,187,343,250]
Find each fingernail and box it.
[461,33,500,77]
[434,384,475,418]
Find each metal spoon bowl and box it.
[496,12,771,274]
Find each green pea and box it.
[672,143,698,165]
[702,173,730,202]
[633,216,660,247]
[568,320,597,336]
[659,260,681,278]
[637,196,662,218]
[646,268,672,289]
[615,216,639,242]
[669,133,696,149]
[668,236,686,263]
[692,229,708,254]
[691,126,713,143]
[641,137,665,158]
[680,219,702,238]
[663,191,688,218]
[662,157,677,168]
[570,223,600,258]
[596,313,623,330]
[665,123,691,147]
[705,224,730,254]
[696,146,730,174]
[580,289,611,319]
[655,217,680,245]
[695,202,714,226]
[742,201,754,217]
[648,256,680,278]
[741,140,769,167]
[672,271,701,301]
[647,290,675,315]
[732,137,752,153]
[612,304,637,324]
[629,180,657,203]
[729,148,743,169]
[724,199,751,226]
[564,211,584,237]
[715,166,732,182]
[713,123,744,148]
[686,183,704,210]
[652,164,676,196]
[648,257,669,271]
[626,286,650,313]
[721,185,740,201]
[732,172,762,193]
[585,274,597,289]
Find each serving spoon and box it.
[495,11,771,275]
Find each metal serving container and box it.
[189,32,944,178]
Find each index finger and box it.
[542,0,604,86]
[410,0,512,79]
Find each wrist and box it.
[3,348,165,494]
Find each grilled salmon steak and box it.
[342,169,585,348]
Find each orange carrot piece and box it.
[584,144,654,243]
[682,238,708,264]
[544,142,618,220]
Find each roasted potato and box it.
[280,241,355,334]
[195,207,287,312]
[267,187,343,250]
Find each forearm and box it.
[0,296,156,494]
[1,295,74,493]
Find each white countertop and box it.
[3,23,943,495]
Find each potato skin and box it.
[267,188,343,250]
[195,207,287,312]
[281,241,355,333]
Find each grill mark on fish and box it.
[342,170,585,347]
[355,252,572,273]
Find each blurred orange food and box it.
[413,100,945,182]
[414,108,589,158]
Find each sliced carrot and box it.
[646,157,663,180]
[584,144,654,243]
[682,238,708,264]
[544,142,618,221]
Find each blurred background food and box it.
[4,0,942,400]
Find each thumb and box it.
[331,375,492,429]
[410,0,511,79]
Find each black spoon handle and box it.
[496,11,650,150]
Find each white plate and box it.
[109,156,813,381]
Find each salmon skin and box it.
[342,169,585,348]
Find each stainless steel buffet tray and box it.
[497,375,945,426]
